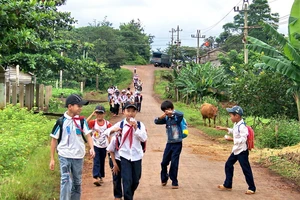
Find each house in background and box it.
[199,49,226,67]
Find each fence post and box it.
[35,84,39,108]
[12,82,17,105]
[19,84,24,107]
[39,84,44,110]
[44,85,52,111]
[0,73,5,108]
[6,82,10,103]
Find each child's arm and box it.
[86,111,96,122]
[86,134,95,158]
[215,126,229,131]
[49,138,57,170]
[154,113,167,124]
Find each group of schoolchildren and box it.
[108,85,143,115]
[50,92,256,200]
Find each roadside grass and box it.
[154,69,300,188]
[0,146,60,200]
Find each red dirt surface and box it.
[80,65,300,200]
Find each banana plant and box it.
[247,0,300,121]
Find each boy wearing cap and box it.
[87,105,112,186]
[49,94,95,200]
[105,102,147,200]
[216,105,256,195]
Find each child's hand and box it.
[49,160,55,171]
[216,126,226,130]
[89,148,95,158]
[112,165,120,175]
[164,110,173,115]
[159,113,166,119]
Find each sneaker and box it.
[217,185,232,191]
[93,178,101,186]
[172,185,179,189]
[245,190,255,195]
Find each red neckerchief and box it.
[72,116,85,133]
[119,124,134,149]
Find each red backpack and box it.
[238,123,255,151]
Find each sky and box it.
[58,0,295,51]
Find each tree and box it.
[218,0,279,51]
[0,0,77,75]
[247,0,300,121]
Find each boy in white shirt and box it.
[105,102,147,200]
[49,94,95,200]
[216,106,256,195]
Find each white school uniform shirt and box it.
[227,119,248,155]
[113,94,121,105]
[120,94,127,103]
[50,112,91,159]
[105,119,147,161]
[106,136,121,161]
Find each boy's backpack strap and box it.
[80,118,87,143]
[58,116,87,144]
[57,116,65,144]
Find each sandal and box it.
[245,190,255,194]
[217,185,232,191]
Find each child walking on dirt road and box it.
[216,105,256,195]
[87,105,112,186]
[154,100,184,189]
[49,94,95,200]
[105,101,147,200]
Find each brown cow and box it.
[200,103,218,127]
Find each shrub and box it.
[255,118,300,148]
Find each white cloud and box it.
[59,0,295,50]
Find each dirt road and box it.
[81,65,300,200]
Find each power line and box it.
[202,0,243,34]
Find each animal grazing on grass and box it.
[200,103,218,127]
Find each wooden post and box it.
[16,65,20,87]
[35,84,39,108]
[25,84,31,109]
[60,70,62,89]
[19,84,24,107]
[0,71,6,108]
[96,75,99,90]
[6,82,10,103]
[44,85,52,110]
[29,83,34,110]
[80,82,83,93]
[39,84,44,110]
[12,82,17,105]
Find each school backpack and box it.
[166,115,188,139]
[53,116,87,144]
[238,123,254,151]
[116,120,147,153]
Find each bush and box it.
[255,118,300,148]
[0,105,54,178]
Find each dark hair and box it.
[161,100,174,111]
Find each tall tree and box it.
[218,0,279,51]
[247,0,300,121]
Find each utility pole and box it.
[191,30,205,64]
[174,25,183,61]
[234,0,249,64]
[169,28,175,60]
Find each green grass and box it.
[0,146,60,200]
